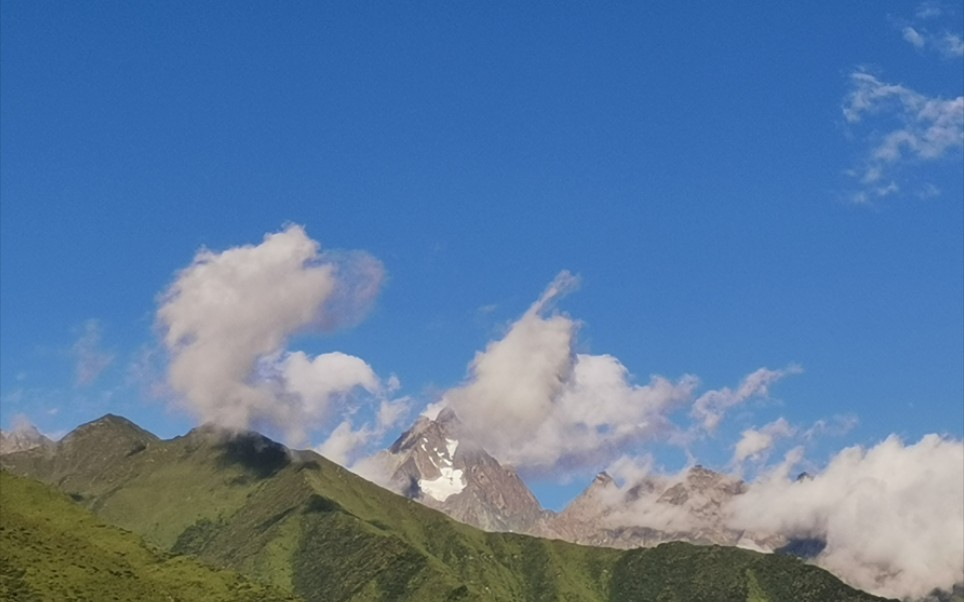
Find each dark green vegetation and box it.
[1,415,896,602]
[0,471,300,602]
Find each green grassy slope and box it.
[1,415,896,602]
[0,470,301,602]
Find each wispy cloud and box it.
[902,25,964,57]
[316,396,411,466]
[915,1,944,20]
[843,70,963,203]
[70,319,114,387]
[691,365,802,433]
[901,25,964,59]
[896,2,964,58]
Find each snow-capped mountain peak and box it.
[380,408,543,531]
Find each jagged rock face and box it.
[542,465,754,549]
[0,424,53,455]
[383,408,544,532]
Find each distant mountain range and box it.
[0,413,894,602]
[374,410,784,551]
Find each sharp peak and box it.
[408,407,461,434]
[687,464,720,476]
[435,406,460,424]
[389,407,471,454]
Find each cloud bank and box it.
[156,225,399,448]
[726,434,964,599]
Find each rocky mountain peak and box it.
[62,414,159,444]
[657,465,745,506]
[0,424,53,455]
[380,409,543,532]
[388,410,460,455]
[435,406,460,427]
[541,464,754,549]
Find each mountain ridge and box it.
[0,413,895,602]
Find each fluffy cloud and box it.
[316,397,412,466]
[843,70,964,202]
[440,272,794,474]
[156,225,388,447]
[726,434,964,599]
[71,319,114,387]
[316,420,374,466]
[442,271,581,462]
[732,417,794,466]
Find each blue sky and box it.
[2,1,962,510]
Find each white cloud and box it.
[915,2,943,20]
[316,420,372,466]
[691,366,802,433]
[71,319,114,387]
[377,397,410,431]
[903,26,927,48]
[439,272,797,475]
[316,396,411,467]
[801,414,858,440]
[843,70,964,201]
[940,31,964,57]
[899,3,964,57]
[726,434,964,599]
[901,25,964,57]
[282,351,379,405]
[156,225,388,447]
[732,417,794,465]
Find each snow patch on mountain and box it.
[419,466,466,502]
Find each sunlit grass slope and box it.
[0,470,301,602]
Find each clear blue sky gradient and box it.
[2,2,962,509]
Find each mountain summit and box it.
[0,423,53,455]
[541,464,752,549]
[377,407,544,532]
